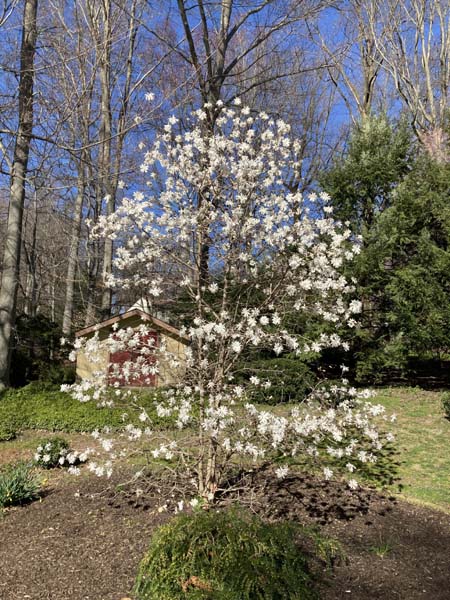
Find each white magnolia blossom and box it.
[323,467,334,480]
[275,466,289,480]
[64,103,392,502]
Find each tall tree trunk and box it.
[0,0,38,391]
[24,190,38,317]
[99,0,139,316]
[83,155,101,327]
[62,160,85,335]
[99,0,114,316]
[84,237,101,327]
[101,0,138,316]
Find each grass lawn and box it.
[373,387,450,512]
[0,383,449,512]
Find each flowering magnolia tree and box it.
[65,101,393,504]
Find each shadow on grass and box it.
[356,442,402,491]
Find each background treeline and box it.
[1,0,450,388]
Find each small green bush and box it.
[237,358,315,405]
[33,435,89,469]
[0,462,41,507]
[134,508,318,600]
[34,436,70,468]
[9,314,66,387]
[45,363,76,385]
[442,392,450,419]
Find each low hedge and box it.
[237,358,315,405]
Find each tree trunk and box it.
[84,240,101,327]
[101,0,138,316]
[0,0,38,391]
[99,0,114,316]
[23,187,39,318]
[62,161,85,335]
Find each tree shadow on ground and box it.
[218,466,399,526]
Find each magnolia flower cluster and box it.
[65,102,390,500]
[34,441,90,474]
[94,102,361,317]
[147,382,394,488]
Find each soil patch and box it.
[0,471,167,600]
[0,469,449,599]
[221,469,450,600]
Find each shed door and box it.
[108,331,158,387]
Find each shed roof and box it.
[75,309,189,343]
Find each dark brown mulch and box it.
[221,469,450,600]
[0,469,449,600]
[0,472,168,600]
[320,501,450,600]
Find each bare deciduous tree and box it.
[308,0,388,123]
[154,1,328,122]
[368,0,450,147]
[0,0,18,27]
[0,0,38,390]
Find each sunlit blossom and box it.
[63,104,391,502]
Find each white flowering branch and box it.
[64,102,392,504]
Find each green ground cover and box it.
[373,387,450,512]
[0,382,173,441]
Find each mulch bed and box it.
[223,470,450,600]
[0,469,449,600]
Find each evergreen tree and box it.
[321,115,412,235]
[321,115,416,381]
[357,157,450,379]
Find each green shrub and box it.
[9,314,66,387]
[442,392,450,419]
[237,358,315,405]
[44,363,76,385]
[0,462,41,507]
[33,435,89,469]
[134,508,318,600]
[34,436,70,468]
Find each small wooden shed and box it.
[75,309,189,387]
